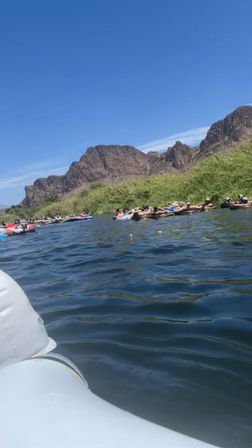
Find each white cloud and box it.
[0,151,82,204]
[138,126,210,153]
[0,166,67,191]
[14,157,68,175]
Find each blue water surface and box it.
[0,209,252,447]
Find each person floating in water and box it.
[202,197,215,210]
[12,220,25,233]
[220,197,232,208]
[237,194,251,205]
[113,196,220,221]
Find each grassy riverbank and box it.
[2,140,252,220]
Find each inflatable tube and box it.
[133,212,174,220]
[229,203,250,210]
[0,357,216,448]
[0,271,217,448]
[6,225,36,235]
[26,224,36,230]
[63,214,93,222]
[0,270,56,368]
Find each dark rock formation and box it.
[23,141,196,207]
[23,145,149,207]
[199,106,252,155]
[22,105,252,208]
[147,141,197,174]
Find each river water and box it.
[0,210,251,447]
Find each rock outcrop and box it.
[23,141,197,207]
[22,105,252,208]
[199,106,252,155]
[23,145,149,207]
[147,141,197,174]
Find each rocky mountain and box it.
[23,145,148,207]
[147,141,198,174]
[22,105,252,208]
[199,106,252,155]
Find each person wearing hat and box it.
[229,194,252,209]
[220,197,232,208]
[238,194,249,204]
[202,197,214,209]
[184,198,202,211]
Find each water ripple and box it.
[0,211,252,447]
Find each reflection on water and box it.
[0,209,252,447]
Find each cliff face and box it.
[76,145,148,183]
[23,142,196,207]
[22,105,252,208]
[23,146,149,207]
[199,106,252,155]
[147,141,197,174]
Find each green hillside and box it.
[3,141,252,220]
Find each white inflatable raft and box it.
[0,270,217,448]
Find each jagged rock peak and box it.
[200,105,252,154]
[146,140,195,174]
[165,141,195,169]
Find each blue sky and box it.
[0,0,252,205]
